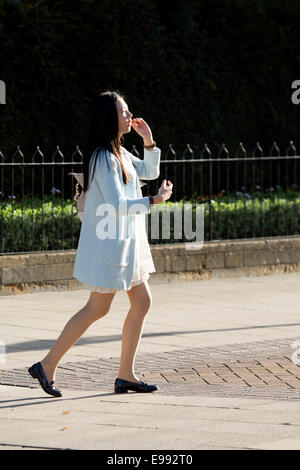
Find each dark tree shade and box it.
[0,0,300,159]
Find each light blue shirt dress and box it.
[72,145,161,291]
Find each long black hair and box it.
[83,90,132,193]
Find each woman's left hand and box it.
[131,118,153,143]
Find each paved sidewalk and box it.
[1,272,300,450]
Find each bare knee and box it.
[85,292,115,321]
[90,306,110,321]
[130,296,152,317]
[127,281,152,317]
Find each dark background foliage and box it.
[0,0,300,189]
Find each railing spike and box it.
[166,144,176,159]
[130,144,139,157]
[183,144,194,158]
[252,141,263,157]
[71,145,83,161]
[235,142,247,158]
[218,142,229,158]
[269,141,280,156]
[200,142,211,158]
[286,140,296,156]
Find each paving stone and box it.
[1,336,300,401]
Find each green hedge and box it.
[0,190,299,252]
[0,196,81,252]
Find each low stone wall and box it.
[1,235,300,295]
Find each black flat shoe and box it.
[28,362,62,398]
[114,377,159,393]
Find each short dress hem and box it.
[82,271,151,293]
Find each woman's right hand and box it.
[156,179,173,202]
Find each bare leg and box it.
[118,280,152,382]
[40,291,116,383]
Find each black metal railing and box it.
[0,141,299,254]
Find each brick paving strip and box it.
[1,337,300,401]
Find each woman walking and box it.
[28,90,173,397]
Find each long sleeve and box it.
[123,146,161,180]
[94,149,151,216]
